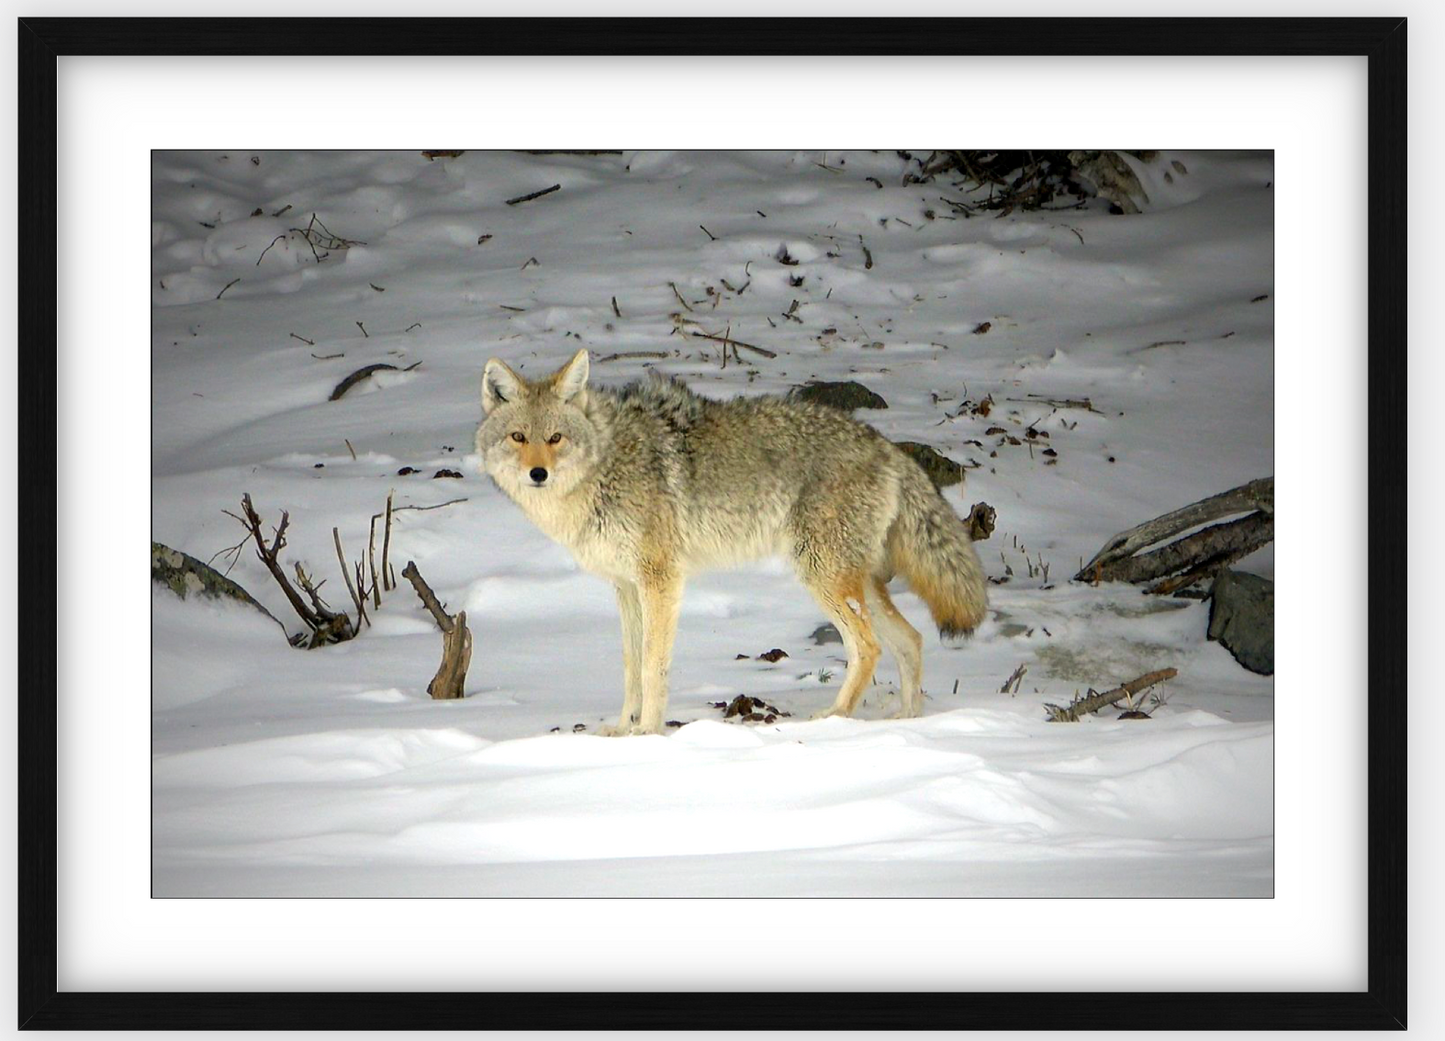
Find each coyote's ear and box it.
[553,348,590,405]
[481,358,523,414]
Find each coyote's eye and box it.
[547,433,563,445]
[510,431,526,443]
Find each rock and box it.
[1207,570,1274,675]
[1068,150,1151,214]
[789,380,887,411]
[893,440,965,488]
[810,623,842,645]
[151,541,285,633]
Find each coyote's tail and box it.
[888,467,988,638]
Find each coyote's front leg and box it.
[635,570,684,734]
[597,581,644,737]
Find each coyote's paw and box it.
[595,721,639,737]
[887,697,924,720]
[810,706,851,722]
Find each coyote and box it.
[476,350,987,735]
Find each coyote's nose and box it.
[529,467,548,484]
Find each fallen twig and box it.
[329,363,397,401]
[597,350,671,363]
[668,281,694,313]
[1045,668,1177,722]
[1005,395,1102,413]
[216,278,241,300]
[685,329,777,359]
[505,183,561,206]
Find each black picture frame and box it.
[18,16,1406,1031]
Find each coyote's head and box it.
[476,349,599,497]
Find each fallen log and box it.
[1075,477,1273,592]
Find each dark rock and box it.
[151,541,285,633]
[810,623,842,645]
[724,695,757,718]
[893,441,966,488]
[1208,570,1274,675]
[757,648,788,662]
[789,380,888,411]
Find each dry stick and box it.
[505,183,561,206]
[356,321,368,338]
[329,363,398,401]
[234,494,349,643]
[293,562,331,619]
[859,235,874,270]
[999,663,1027,694]
[597,350,671,363]
[290,333,315,346]
[401,561,454,633]
[400,559,472,703]
[367,512,381,610]
[257,236,286,266]
[380,490,395,592]
[1045,668,1178,722]
[354,561,371,623]
[334,528,367,627]
[1005,395,1101,412]
[237,496,310,624]
[366,496,468,533]
[611,296,622,318]
[686,330,777,359]
[216,278,241,300]
[668,281,695,312]
[344,439,357,461]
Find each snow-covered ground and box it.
[152,149,1273,897]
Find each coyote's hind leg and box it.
[867,577,925,717]
[800,570,881,719]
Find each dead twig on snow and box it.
[1044,668,1177,722]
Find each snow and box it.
[152,149,1273,897]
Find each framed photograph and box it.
[19,15,1406,1031]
